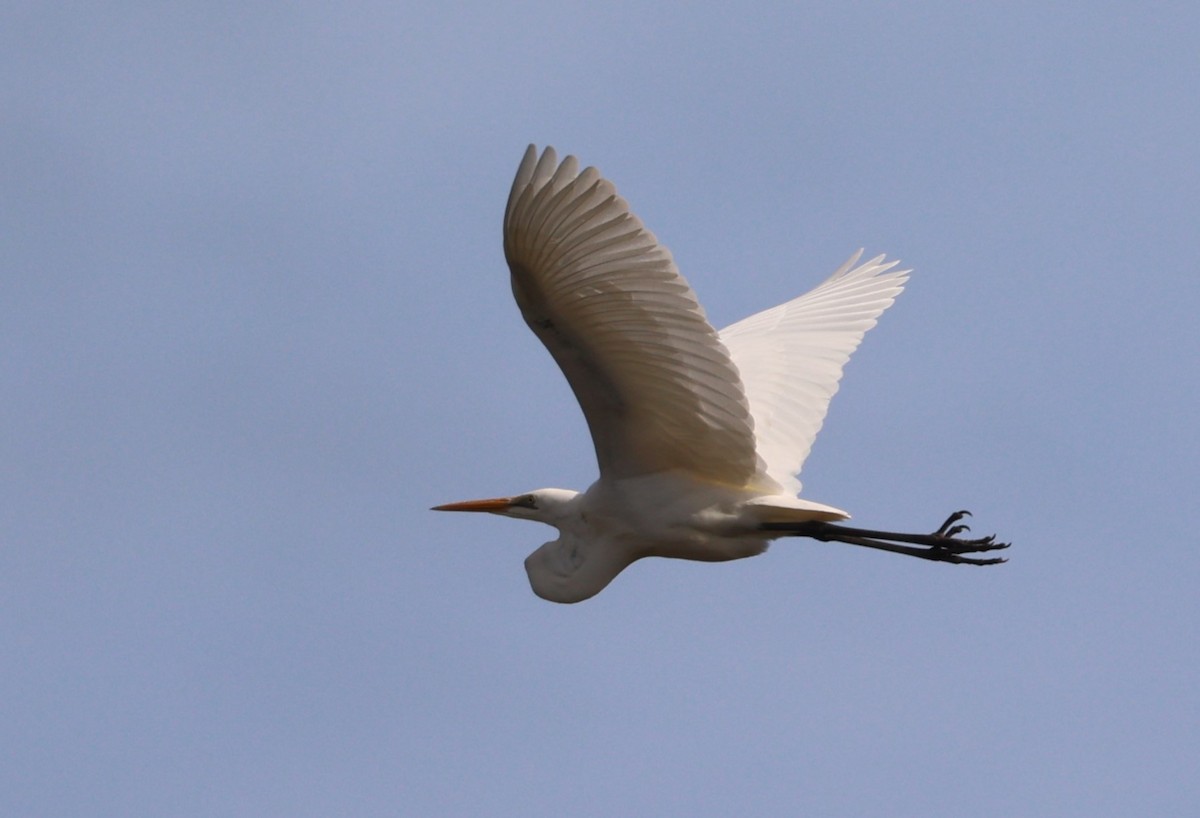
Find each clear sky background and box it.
[4,3,1198,816]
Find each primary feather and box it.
[504,145,760,485]
[720,251,908,495]
[504,145,907,498]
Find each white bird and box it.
[435,146,1007,603]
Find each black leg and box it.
[762,511,1009,566]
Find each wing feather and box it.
[719,250,909,495]
[504,145,760,484]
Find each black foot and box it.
[763,510,1010,566]
[919,509,1008,565]
[934,509,971,537]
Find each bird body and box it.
[445,474,847,603]
[435,146,1007,603]
[526,477,768,605]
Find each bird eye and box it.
[518,494,537,508]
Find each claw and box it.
[767,515,1009,566]
[945,554,1008,566]
[934,510,972,537]
[938,537,1008,555]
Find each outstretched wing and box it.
[719,251,909,496]
[504,145,760,485]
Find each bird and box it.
[434,145,1008,603]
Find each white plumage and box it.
[722,249,907,496]
[435,146,1006,603]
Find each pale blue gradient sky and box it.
[3,3,1198,816]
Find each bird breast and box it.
[579,472,768,562]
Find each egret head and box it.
[432,488,579,524]
[435,486,641,603]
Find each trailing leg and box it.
[762,510,1009,565]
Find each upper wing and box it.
[504,145,760,484]
[719,251,909,496]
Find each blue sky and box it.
[3,3,1198,815]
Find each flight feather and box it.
[504,145,761,484]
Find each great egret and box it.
[435,145,1007,603]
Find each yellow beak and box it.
[431,497,516,512]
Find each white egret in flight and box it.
[435,146,1007,603]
